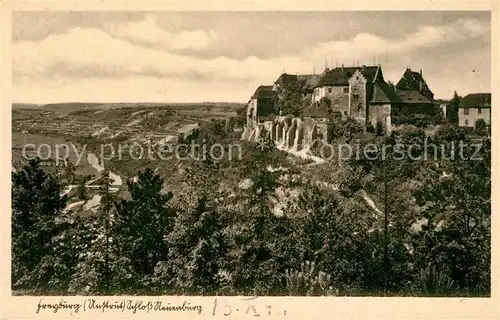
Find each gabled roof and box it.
[396,68,433,96]
[370,82,402,104]
[251,85,277,99]
[297,74,322,90]
[275,73,298,86]
[275,73,322,91]
[396,90,433,104]
[316,65,380,87]
[459,93,491,108]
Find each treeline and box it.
[11,121,490,296]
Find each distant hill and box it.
[12,103,43,109]
[13,102,246,112]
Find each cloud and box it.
[105,14,218,51]
[304,18,489,63]
[12,17,490,103]
[13,26,298,83]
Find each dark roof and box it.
[316,65,380,87]
[303,101,330,118]
[434,99,450,103]
[371,82,402,104]
[395,90,433,104]
[396,68,433,96]
[459,93,491,108]
[275,73,321,91]
[275,74,298,86]
[251,85,277,99]
[297,74,322,90]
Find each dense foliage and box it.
[11,120,490,296]
[446,91,461,124]
[274,81,310,117]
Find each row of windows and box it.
[315,87,350,95]
[327,87,349,94]
[463,108,483,115]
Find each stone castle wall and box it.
[242,116,329,151]
[368,104,392,133]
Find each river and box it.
[86,152,123,192]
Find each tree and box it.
[320,96,332,108]
[63,162,77,184]
[40,215,95,293]
[222,140,292,295]
[11,158,67,290]
[291,185,376,294]
[434,122,465,143]
[329,117,364,143]
[76,176,88,200]
[447,91,460,124]
[68,214,136,294]
[68,169,135,294]
[114,168,175,285]
[275,80,308,117]
[433,104,445,124]
[474,118,488,136]
[412,135,491,293]
[375,120,384,136]
[162,196,227,294]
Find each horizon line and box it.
[12,101,247,106]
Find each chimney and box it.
[341,64,344,71]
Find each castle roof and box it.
[316,65,380,87]
[297,74,322,90]
[251,85,277,99]
[459,93,491,108]
[275,74,298,86]
[396,90,434,104]
[396,68,433,97]
[275,73,321,91]
[370,82,402,104]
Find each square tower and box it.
[348,70,367,123]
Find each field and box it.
[12,101,246,195]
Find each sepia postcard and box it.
[1,1,499,319]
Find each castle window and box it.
[356,76,359,80]
[478,108,482,114]
[328,87,332,93]
[343,87,349,93]
[343,111,347,116]
[357,103,362,112]
[465,119,469,126]
[464,108,469,115]
[333,99,339,106]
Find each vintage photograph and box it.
[11,11,491,297]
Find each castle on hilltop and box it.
[241,64,438,151]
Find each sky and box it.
[12,11,491,103]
